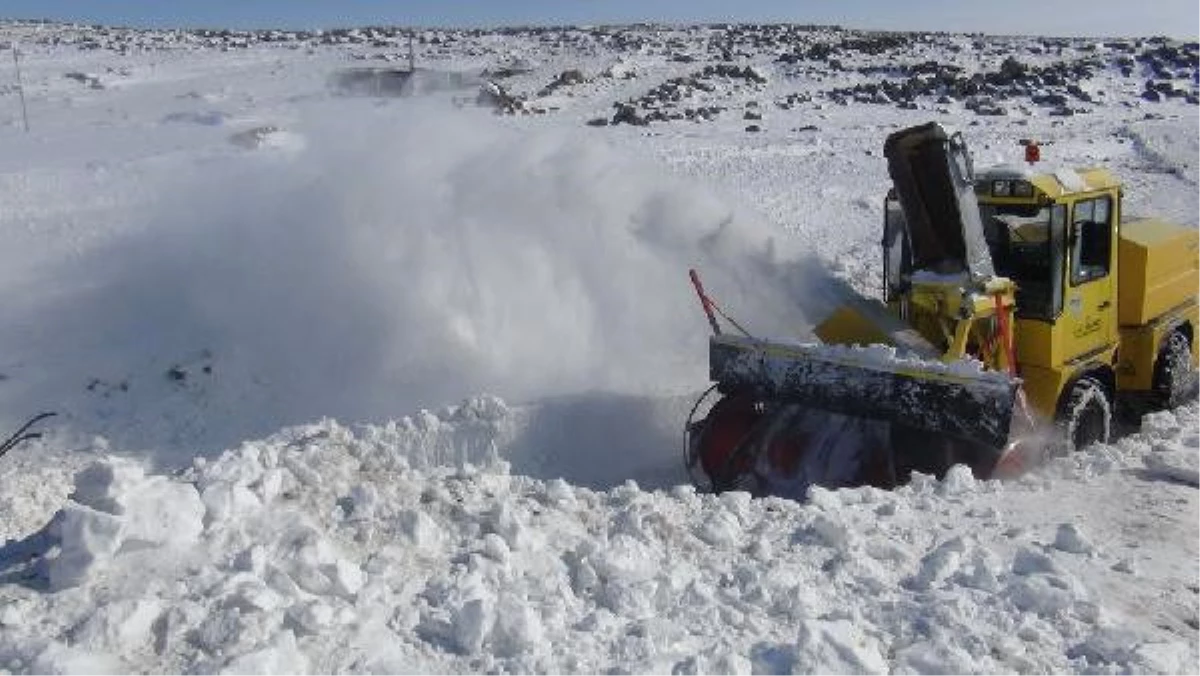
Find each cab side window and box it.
[1070,196,1112,285]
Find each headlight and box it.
[992,180,1011,197]
[1013,180,1034,197]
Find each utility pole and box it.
[11,42,29,132]
[407,30,414,72]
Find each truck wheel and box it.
[1153,331,1197,409]
[1059,377,1112,452]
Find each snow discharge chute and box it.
[686,122,1026,498]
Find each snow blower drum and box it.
[685,334,1020,495]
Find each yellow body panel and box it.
[1013,318,1058,367]
[1117,218,1200,326]
[1018,363,1074,416]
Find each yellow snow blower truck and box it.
[686,121,1198,497]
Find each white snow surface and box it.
[0,21,1197,675]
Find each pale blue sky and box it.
[1,1,1197,38]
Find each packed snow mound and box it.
[2,402,1195,674]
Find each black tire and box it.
[1153,330,1197,410]
[1059,376,1112,452]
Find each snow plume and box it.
[3,101,844,457]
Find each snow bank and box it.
[2,401,1194,674]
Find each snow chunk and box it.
[452,597,495,655]
[492,595,544,658]
[1011,546,1061,575]
[70,459,145,514]
[288,600,336,634]
[795,619,888,674]
[801,513,854,551]
[481,533,511,564]
[1143,450,1199,486]
[544,478,577,506]
[1006,575,1081,616]
[46,504,123,591]
[697,510,742,547]
[1052,523,1095,555]
[1132,641,1194,674]
[591,534,658,583]
[1069,626,1142,664]
[329,559,365,598]
[44,458,204,590]
[72,598,164,655]
[1053,168,1088,192]
[202,482,262,525]
[398,509,444,550]
[485,502,526,549]
[221,630,308,674]
[951,548,1003,592]
[32,642,123,675]
[937,464,976,496]
[342,483,379,520]
[122,476,205,547]
[907,536,969,590]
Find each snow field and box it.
[0,21,1196,675]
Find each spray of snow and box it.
[1,101,849,459]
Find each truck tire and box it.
[1153,330,1197,410]
[1059,376,1112,452]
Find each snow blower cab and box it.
[686,122,1026,498]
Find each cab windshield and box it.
[980,202,1065,320]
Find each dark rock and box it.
[999,56,1028,80]
[745,124,762,132]
[477,81,526,114]
[64,71,104,89]
[806,43,835,60]
[967,98,1007,116]
[228,125,282,149]
[1066,84,1093,102]
[1032,92,1068,106]
[612,104,647,126]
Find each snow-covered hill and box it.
[0,20,1196,674]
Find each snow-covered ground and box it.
[0,21,1196,674]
